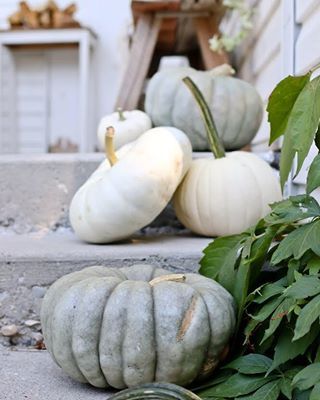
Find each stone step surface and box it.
[0,231,211,346]
[0,152,211,234]
[0,348,113,399]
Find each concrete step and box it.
[0,231,211,346]
[0,348,113,399]
[0,152,211,234]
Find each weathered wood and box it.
[193,16,228,69]
[132,0,180,16]
[8,0,81,30]
[116,14,161,110]
[181,0,223,11]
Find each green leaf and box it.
[251,296,284,322]
[198,374,273,398]
[310,382,320,400]
[265,195,320,225]
[244,318,260,340]
[200,234,249,294]
[294,389,312,400]
[224,354,272,375]
[307,154,320,194]
[284,276,320,299]
[280,137,297,191]
[267,73,311,145]
[315,125,320,151]
[279,76,320,188]
[306,256,320,275]
[235,380,281,400]
[292,363,320,390]
[233,260,252,332]
[280,377,293,399]
[293,77,320,173]
[271,219,320,265]
[193,370,232,392]
[261,297,296,344]
[293,295,320,340]
[287,259,301,285]
[269,324,318,371]
[253,283,285,304]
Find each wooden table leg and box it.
[193,16,228,69]
[116,14,162,110]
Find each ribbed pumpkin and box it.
[173,77,282,237]
[41,264,236,389]
[69,126,192,243]
[145,65,263,151]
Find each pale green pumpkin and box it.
[145,65,263,150]
[41,264,236,389]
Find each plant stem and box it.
[117,107,126,121]
[105,126,118,166]
[149,274,186,286]
[183,77,226,158]
[310,62,320,74]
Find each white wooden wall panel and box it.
[296,0,320,23]
[14,52,48,153]
[254,0,279,34]
[0,0,132,135]
[254,52,281,102]
[251,6,281,76]
[48,49,79,148]
[295,4,320,74]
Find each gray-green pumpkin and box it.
[145,65,263,151]
[41,264,236,389]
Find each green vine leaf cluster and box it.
[196,66,320,400]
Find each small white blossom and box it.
[209,0,255,53]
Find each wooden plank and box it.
[193,16,228,69]
[132,0,180,16]
[116,14,161,110]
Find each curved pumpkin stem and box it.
[149,274,186,286]
[183,77,226,159]
[105,126,118,166]
[117,107,126,121]
[209,64,235,77]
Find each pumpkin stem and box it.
[117,107,126,121]
[105,126,118,166]
[149,274,186,286]
[209,64,235,77]
[183,77,226,159]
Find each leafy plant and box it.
[194,68,320,399]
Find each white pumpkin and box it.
[97,108,152,150]
[173,77,282,237]
[70,126,192,243]
[174,152,282,237]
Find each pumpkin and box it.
[40,264,236,389]
[173,77,282,237]
[97,108,152,150]
[145,64,263,151]
[69,126,192,243]
[109,382,202,400]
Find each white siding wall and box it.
[0,0,132,153]
[230,0,320,197]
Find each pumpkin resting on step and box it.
[69,126,192,243]
[173,77,282,237]
[97,108,152,151]
[145,65,263,151]
[40,264,236,389]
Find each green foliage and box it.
[307,154,320,194]
[194,66,320,400]
[267,71,320,190]
[196,193,320,399]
